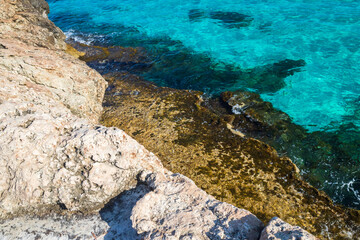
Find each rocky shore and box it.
[0,0,357,239]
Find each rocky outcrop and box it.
[260,218,317,240]
[0,0,105,123]
[0,0,319,239]
[0,0,65,50]
[97,49,360,238]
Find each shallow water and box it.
[47,0,360,208]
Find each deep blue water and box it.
[47,0,360,208]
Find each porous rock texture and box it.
[0,0,318,239]
[259,217,317,240]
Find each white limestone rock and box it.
[260,217,318,240]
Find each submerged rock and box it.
[236,59,306,93]
[188,9,253,28]
[188,9,206,22]
[210,11,253,28]
[222,90,360,209]
[66,39,153,75]
[98,57,359,239]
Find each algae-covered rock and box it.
[97,49,360,239]
[223,90,360,209]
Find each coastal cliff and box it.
[0,0,355,239]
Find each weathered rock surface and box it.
[0,0,106,123]
[0,0,65,50]
[0,0,318,239]
[0,65,164,217]
[260,217,318,240]
[0,215,109,240]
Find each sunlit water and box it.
[47,0,360,208]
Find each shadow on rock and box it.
[99,183,151,240]
[207,213,263,239]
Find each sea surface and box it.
[47,0,360,208]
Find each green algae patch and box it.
[99,72,359,239]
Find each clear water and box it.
[47,0,360,207]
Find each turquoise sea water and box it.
[47,0,360,208]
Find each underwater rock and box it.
[223,90,360,209]
[188,10,253,28]
[67,39,153,74]
[209,11,253,28]
[99,70,360,239]
[188,9,206,22]
[270,59,306,78]
[237,59,306,93]
[141,41,304,94]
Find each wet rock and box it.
[67,39,153,74]
[223,91,293,133]
[222,90,360,209]
[65,43,85,58]
[209,11,253,28]
[260,217,318,240]
[100,70,360,239]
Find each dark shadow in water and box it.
[66,31,305,96]
[99,183,151,240]
[49,10,306,96]
[189,9,253,28]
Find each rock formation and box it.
[0,0,335,239]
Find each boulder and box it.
[260,217,318,240]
